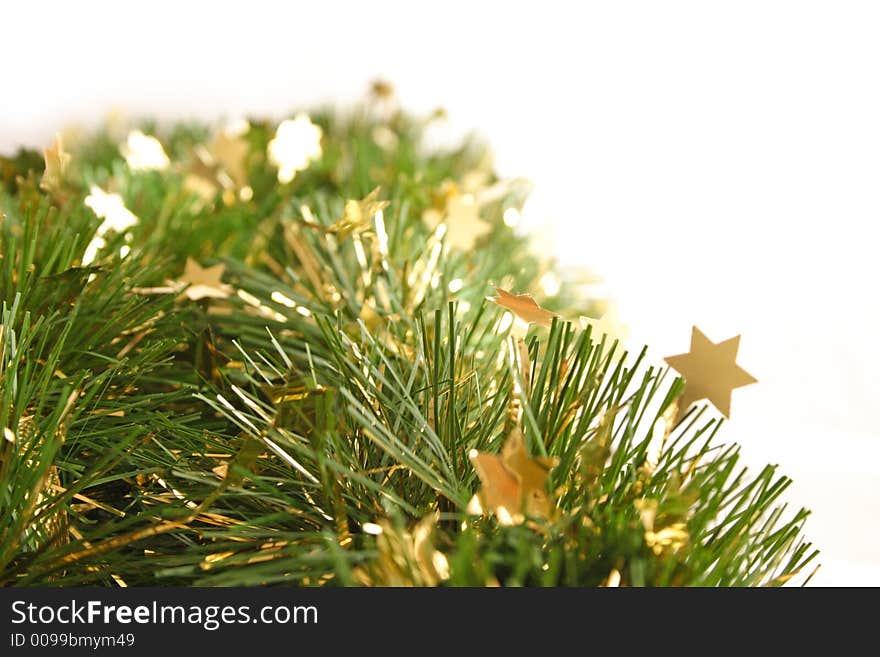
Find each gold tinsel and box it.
[355,514,450,586]
[12,412,71,555]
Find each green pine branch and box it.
[0,101,817,586]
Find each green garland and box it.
[0,97,816,586]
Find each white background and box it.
[3,1,878,585]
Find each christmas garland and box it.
[0,86,816,586]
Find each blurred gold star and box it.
[329,187,389,240]
[178,258,232,301]
[423,184,492,251]
[183,123,251,204]
[369,78,395,100]
[121,130,170,171]
[664,326,757,418]
[444,193,492,250]
[84,186,139,234]
[81,185,140,266]
[41,134,71,194]
[467,428,556,525]
[211,128,249,189]
[268,114,323,184]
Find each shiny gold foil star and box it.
[489,287,558,329]
[467,428,557,525]
[664,326,757,418]
[41,134,71,194]
[329,187,390,240]
[178,258,232,301]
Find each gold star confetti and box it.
[445,193,490,249]
[121,130,170,171]
[467,427,557,525]
[580,303,630,359]
[664,326,757,419]
[370,78,395,100]
[328,187,390,240]
[211,128,249,189]
[489,286,558,330]
[423,185,492,251]
[267,114,323,184]
[40,133,71,194]
[84,186,139,233]
[82,186,140,265]
[177,258,232,301]
[183,122,251,205]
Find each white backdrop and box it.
[3,0,878,585]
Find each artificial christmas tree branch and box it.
[0,92,817,586]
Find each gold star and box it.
[444,193,492,250]
[664,326,757,418]
[580,304,630,359]
[422,185,492,251]
[183,124,251,204]
[356,513,449,586]
[467,428,557,525]
[178,258,231,300]
[267,114,323,184]
[211,128,249,189]
[120,130,170,171]
[328,187,390,240]
[369,78,395,100]
[41,134,71,194]
[489,287,558,329]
